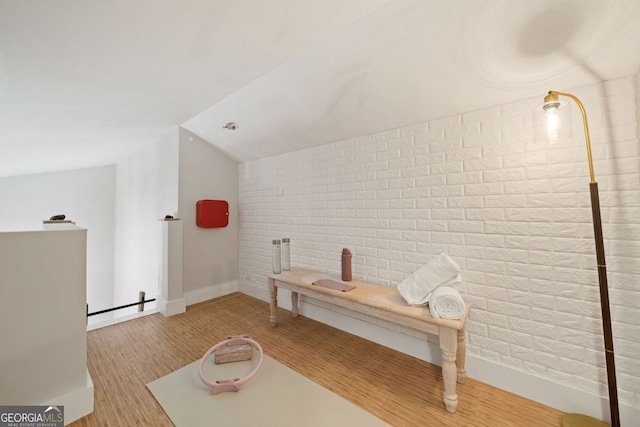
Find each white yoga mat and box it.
[148,352,390,427]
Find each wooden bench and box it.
[267,268,470,413]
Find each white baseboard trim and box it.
[184,280,239,306]
[241,281,638,425]
[44,369,94,426]
[87,308,159,331]
[156,295,186,317]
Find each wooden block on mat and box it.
[215,343,252,364]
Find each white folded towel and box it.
[428,286,466,319]
[397,253,461,306]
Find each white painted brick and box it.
[431,185,463,198]
[466,258,506,275]
[484,221,528,235]
[464,182,504,196]
[526,192,590,208]
[608,173,640,191]
[389,241,416,252]
[608,239,640,256]
[238,77,640,402]
[600,190,640,207]
[467,283,508,301]
[462,294,488,310]
[506,262,555,281]
[489,326,533,348]
[482,141,525,157]
[466,321,488,337]
[485,247,528,263]
[448,220,483,233]
[374,128,400,141]
[465,233,505,248]
[388,157,415,170]
[402,251,431,265]
[446,171,483,185]
[463,157,503,172]
[399,165,424,178]
[552,207,592,223]
[482,167,526,183]
[468,335,511,355]
[401,187,430,199]
[376,149,401,162]
[400,230,431,243]
[463,133,501,147]
[399,123,427,136]
[484,194,527,208]
[376,209,402,219]
[528,222,593,239]
[414,129,445,145]
[416,220,447,231]
[549,177,587,194]
[445,147,482,162]
[430,114,462,130]
[415,174,446,187]
[487,300,531,321]
[485,272,529,290]
[608,123,639,142]
[416,197,446,209]
[553,267,598,286]
[503,152,549,169]
[463,269,487,284]
[402,209,431,220]
[431,161,463,175]
[387,177,415,189]
[509,317,557,339]
[415,152,444,166]
[429,138,464,154]
[447,196,483,208]
[606,140,639,159]
[375,189,402,199]
[465,208,505,221]
[504,180,553,194]
[504,208,548,222]
[432,232,465,244]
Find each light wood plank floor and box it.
[71,292,564,426]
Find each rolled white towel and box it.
[398,253,461,305]
[428,286,466,319]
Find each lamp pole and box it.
[544,91,619,427]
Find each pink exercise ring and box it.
[198,336,264,395]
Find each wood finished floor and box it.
[71,292,564,426]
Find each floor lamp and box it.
[542,91,619,427]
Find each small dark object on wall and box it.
[165,215,174,219]
[49,214,66,221]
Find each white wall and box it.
[178,128,239,304]
[238,76,640,423]
[0,226,93,424]
[0,166,115,321]
[113,129,179,317]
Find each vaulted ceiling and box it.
[1,0,640,177]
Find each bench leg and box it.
[457,328,467,384]
[291,291,299,317]
[269,278,278,326]
[439,326,459,413]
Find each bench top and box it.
[268,268,469,331]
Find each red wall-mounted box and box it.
[196,200,229,228]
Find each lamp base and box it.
[562,414,609,427]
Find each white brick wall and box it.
[238,76,640,410]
